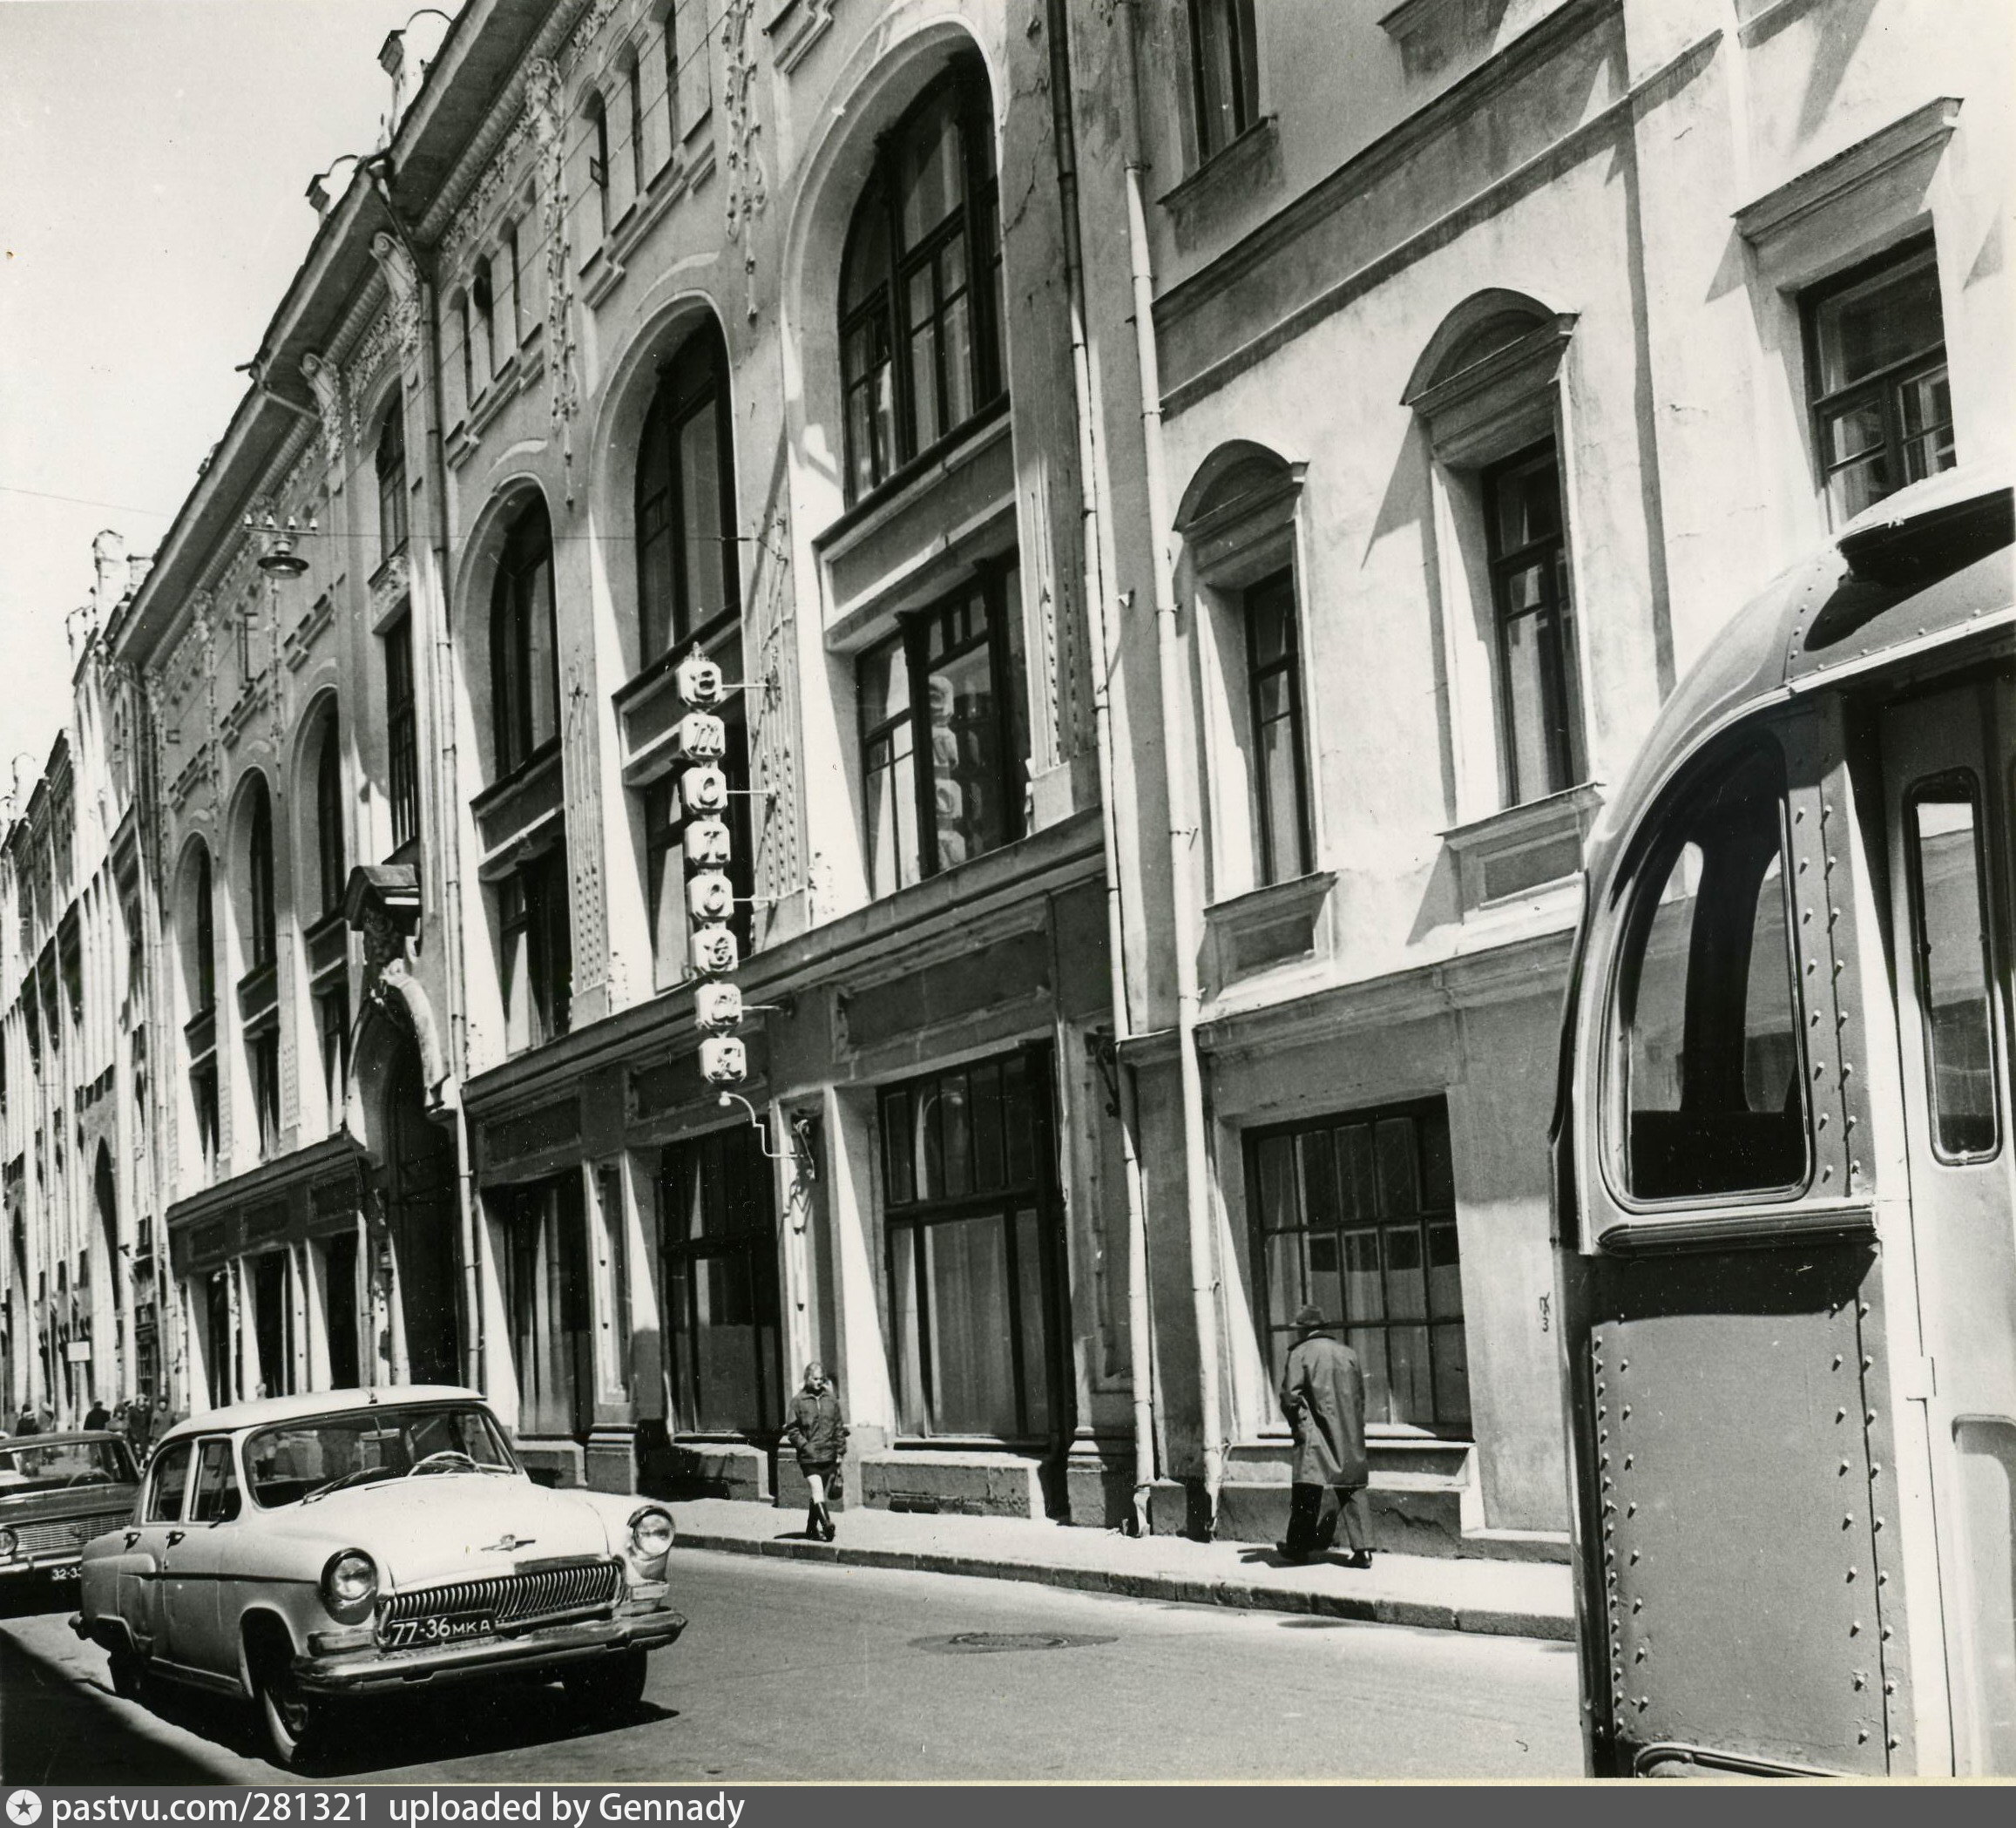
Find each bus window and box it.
[1906,775,2000,1160]
[1612,748,1807,1202]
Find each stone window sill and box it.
[1441,781,1602,913]
[1205,869,1336,982]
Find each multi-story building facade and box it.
[0,0,2004,1560]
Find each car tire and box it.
[107,1648,146,1702]
[255,1655,329,1771]
[562,1647,649,1720]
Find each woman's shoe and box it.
[820,1513,837,1542]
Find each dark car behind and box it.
[0,1432,141,1588]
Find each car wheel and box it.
[106,1647,147,1701]
[562,1647,649,1720]
[255,1655,329,1770]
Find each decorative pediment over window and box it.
[1175,443,1306,588]
[1403,290,1576,466]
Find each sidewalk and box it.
[666,1497,1574,1642]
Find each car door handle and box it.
[165,1530,186,1547]
[124,1531,140,1548]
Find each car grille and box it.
[10,1520,95,1555]
[379,1558,622,1630]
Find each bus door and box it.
[1882,675,2016,1773]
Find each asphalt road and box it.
[0,1548,1580,1783]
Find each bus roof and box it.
[1585,464,2013,891]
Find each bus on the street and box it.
[1552,463,2014,1777]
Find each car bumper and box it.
[1,1554,80,1581]
[294,1601,687,1696]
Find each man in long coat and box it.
[1276,1304,1373,1567]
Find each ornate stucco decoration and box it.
[301,352,348,470]
[525,58,581,504]
[766,0,837,76]
[558,0,620,77]
[370,550,411,622]
[722,0,768,316]
[369,232,426,366]
[345,309,400,445]
[343,863,450,1110]
[443,112,536,263]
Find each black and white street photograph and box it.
[0,0,2010,1792]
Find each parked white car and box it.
[70,1386,685,1768]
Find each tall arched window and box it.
[192,845,216,1016]
[246,777,276,970]
[376,396,408,562]
[838,57,1003,504]
[490,497,561,777]
[315,714,346,916]
[636,321,738,666]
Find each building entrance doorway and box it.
[382,1040,458,1385]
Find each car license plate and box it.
[47,1567,78,1586]
[380,1613,497,1650]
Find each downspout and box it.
[1045,0,1157,1535]
[369,167,483,1394]
[1115,1,1224,1533]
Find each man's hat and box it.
[1292,1304,1329,1330]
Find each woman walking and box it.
[785,1362,847,1542]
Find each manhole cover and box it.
[913,1631,1117,1654]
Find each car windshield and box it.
[0,1437,138,1497]
[245,1405,519,1509]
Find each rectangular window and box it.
[316,979,350,1122]
[499,847,572,1053]
[1247,1098,1470,1433]
[1189,0,1260,162]
[597,1164,632,1398]
[879,1049,1056,1440]
[249,1024,281,1158]
[505,224,523,349]
[1244,568,1312,884]
[458,293,475,410]
[627,57,646,197]
[1485,442,1583,805]
[589,97,612,238]
[252,1250,290,1398]
[658,1127,781,1433]
[1905,774,2000,1160]
[1803,239,1955,525]
[384,614,419,853]
[858,565,1026,897]
[322,1229,360,1390]
[472,261,497,379]
[192,1058,220,1171]
[674,0,711,133]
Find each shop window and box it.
[1803,239,1954,525]
[1904,773,2000,1160]
[879,1049,1057,1440]
[837,58,1004,504]
[1189,0,1259,162]
[1610,746,1806,1202]
[1485,443,1584,805]
[859,565,1026,896]
[315,714,345,916]
[657,1127,781,1433]
[376,396,408,563]
[497,1174,592,1439]
[383,613,419,853]
[497,846,572,1052]
[323,1229,360,1389]
[1247,1099,1470,1433]
[1243,568,1312,884]
[635,321,738,667]
[490,498,561,780]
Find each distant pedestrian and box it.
[785,1362,847,1543]
[85,1398,112,1432]
[11,1405,37,1438]
[1276,1306,1372,1569]
[125,1400,153,1459]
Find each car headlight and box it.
[0,1527,15,1560]
[320,1547,378,1622]
[627,1506,674,1561]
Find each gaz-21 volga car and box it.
[70,1387,685,1767]
[0,1432,141,1588]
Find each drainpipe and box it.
[369,166,483,1394]
[1045,0,1158,1535]
[1115,1,1224,1533]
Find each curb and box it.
[674,1529,1573,1642]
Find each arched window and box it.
[315,715,345,916]
[636,321,738,666]
[490,497,561,777]
[376,396,408,563]
[587,93,612,238]
[838,58,1003,504]
[192,845,215,1016]
[246,777,276,970]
